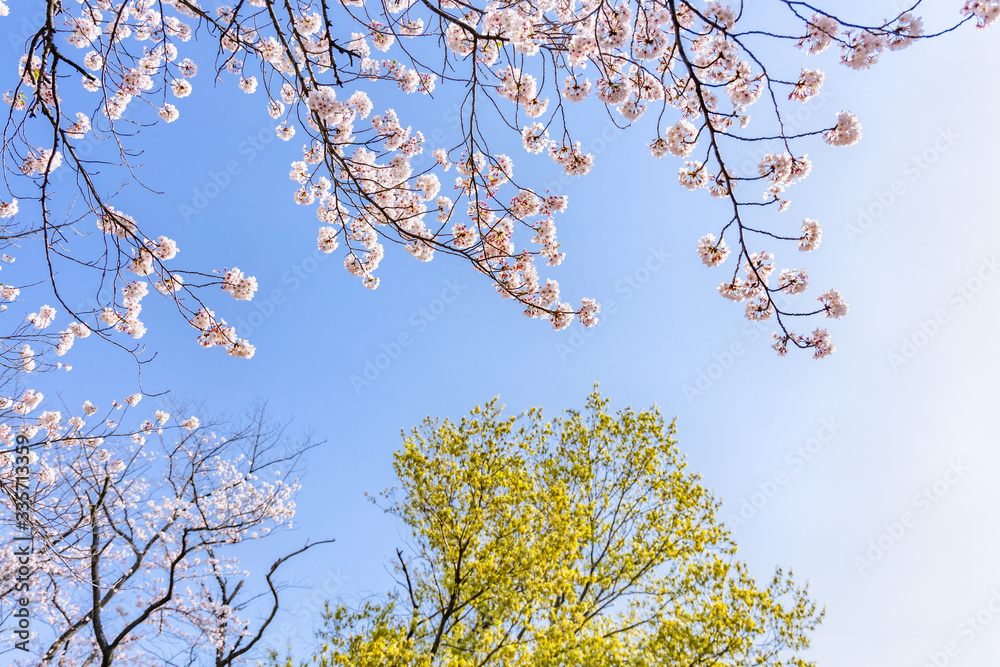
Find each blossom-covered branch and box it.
[1,0,995,359]
[0,394,329,666]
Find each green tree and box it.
[275,389,822,666]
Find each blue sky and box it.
[6,1,1000,665]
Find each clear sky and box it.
[6,1,1000,665]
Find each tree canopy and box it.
[0,399,328,666]
[270,389,822,666]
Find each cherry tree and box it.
[0,395,329,666]
[1,0,997,363]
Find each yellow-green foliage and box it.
[271,388,822,666]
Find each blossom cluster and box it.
[0,0,985,357]
[190,308,255,359]
[0,384,303,664]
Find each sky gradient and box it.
[6,1,1000,665]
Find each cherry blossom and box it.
[697,234,730,267]
[799,219,823,252]
[818,289,850,319]
[824,112,864,147]
[0,391,327,666]
[0,0,987,361]
[962,1,1000,29]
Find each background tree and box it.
[273,388,822,666]
[0,395,331,667]
[1,0,994,363]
